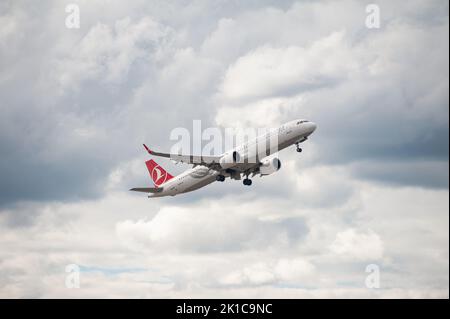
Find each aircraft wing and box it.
[143,144,222,166]
[129,187,163,193]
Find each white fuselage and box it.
[150,119,316,197]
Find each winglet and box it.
[143,144,153,155]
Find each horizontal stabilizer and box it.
[129,187,163,193]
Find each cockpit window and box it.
[297,120,309,125]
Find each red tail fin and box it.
[145,159,174,187]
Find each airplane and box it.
[130,119,316,197]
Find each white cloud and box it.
[219,31,359,101]
[51,16,170,92]
[274,258,316,283]
[220,258,316,287]
[115,202,308,253]
[329,229,384,261]
[215,95,304,128]
[221,262,276,286]
[0,180,447,298]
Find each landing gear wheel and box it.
[243,178,252,186]
[216,174,225,182]
[296,147,302,153]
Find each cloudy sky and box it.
[0,0,448,298]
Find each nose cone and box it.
[308,122,317,134]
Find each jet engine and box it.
[259,156,281,175]
[219,151,241,169]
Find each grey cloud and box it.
[350,160,449,189]
[1,0,448,208]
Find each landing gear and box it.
[216,174,225,182]
[243,178,252,186]
[295,143,302,153]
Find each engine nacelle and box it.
[259,156,281,175]
[219,151,241,169]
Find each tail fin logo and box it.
[152,165,167,186]
[145,159,174,187]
